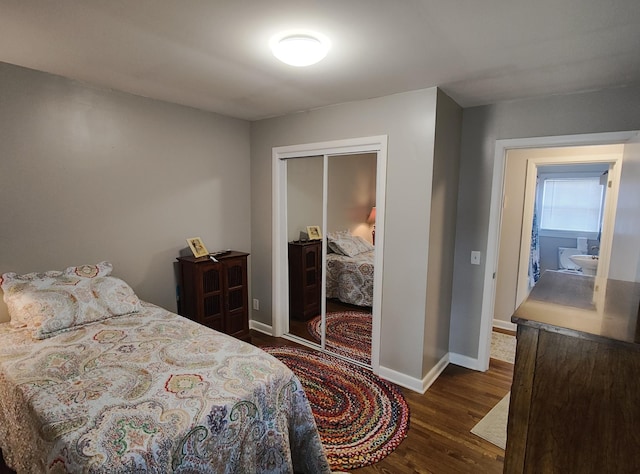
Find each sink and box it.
[569,254,599,276]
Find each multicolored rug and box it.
[262,346,409,471]
[307,311,372,365]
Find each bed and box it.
[325,231,375,308]
[0,262,330,473]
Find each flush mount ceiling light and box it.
[270,31,331,67]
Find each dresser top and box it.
[512,270,640,346]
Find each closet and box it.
[284,152,378,366]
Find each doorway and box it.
[478,131,638,371]
[272,135,388,372]
[493,145,623,332]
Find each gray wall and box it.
[251,88,446,381]
[450,83,640,359]
[0,62,251,322]
[286,153,376,243]
[423,90,462,371]
[286,156,323,242]
[326,153,377,242]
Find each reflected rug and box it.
[470,392,510,449]
[307,311,372,365]
[263,346,409,471]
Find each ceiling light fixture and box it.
[270,31,331,67]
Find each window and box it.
[539,177,604,234]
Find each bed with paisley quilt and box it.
[0,262,329,473]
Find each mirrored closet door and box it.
[286,156,324,344]
[285,153,377,367]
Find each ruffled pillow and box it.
[1,262,141,338]
[1,262,112,328]
[34,276,141,339]
[327,231,374,257]
[65,262,113,279]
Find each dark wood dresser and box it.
[176,251,250,342]
[505,271,640,474]
[288,240,322,321]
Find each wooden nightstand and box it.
[288,240,322,321]
[176,251,250,342]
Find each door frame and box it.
[272,135,388,373]
[479,130,639,371]
[514,153,622,310]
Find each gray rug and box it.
[470,392,510,449]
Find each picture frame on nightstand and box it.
[306,225,322,240]
[186,237,209,258]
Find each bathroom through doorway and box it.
[494,143,624,332]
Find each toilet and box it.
[558,247,583,272]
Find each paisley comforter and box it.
[326,250,374,307]
[0,303,330,473]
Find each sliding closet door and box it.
[286,156,324,344]
[325,154,376,365]
[284,153,377,367]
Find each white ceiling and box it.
[1,0,639,121]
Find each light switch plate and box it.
[471,251,481,265]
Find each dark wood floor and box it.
[252,330,513,474]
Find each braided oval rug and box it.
[307,311,372,365]
[262,346,409,471]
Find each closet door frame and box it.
[272,135,387,373]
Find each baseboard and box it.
[249,320,273,336]
[449,322,515,371]
[378,352,449,394]
[449,352,485,371]
[377,365,425,393]
[421,353,450,393]
[493,318,517,332]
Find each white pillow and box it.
[34,276,141,339]
[327,231,374,257]
[1,262,113,328]
[1,262,141,339]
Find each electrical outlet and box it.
[471,251,481,265]
[252,298,259,310]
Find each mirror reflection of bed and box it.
[286,152,377,366]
